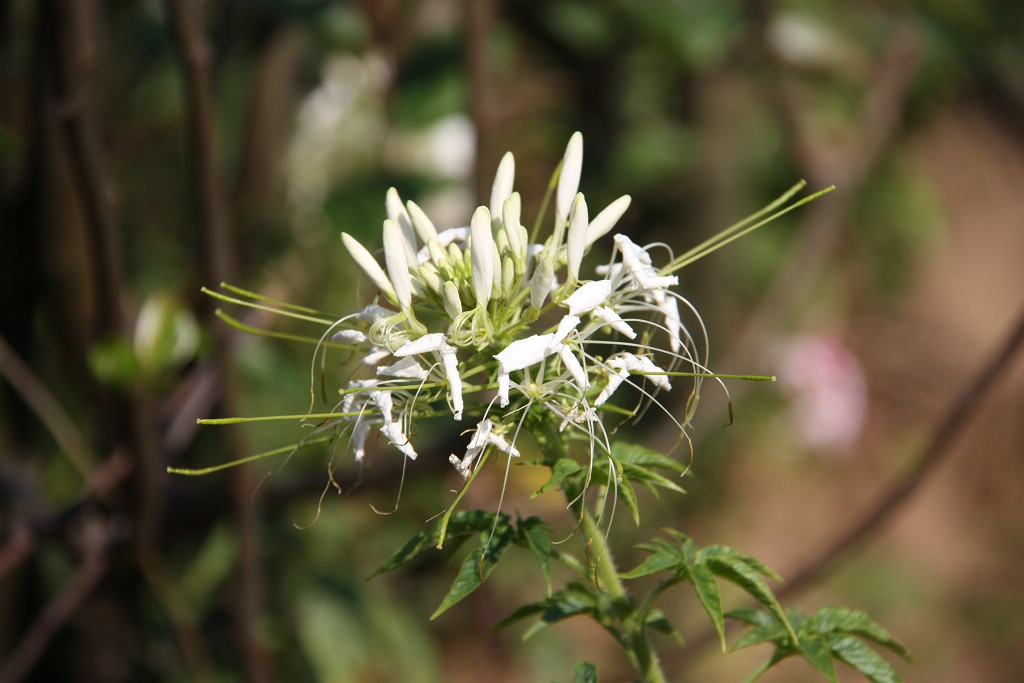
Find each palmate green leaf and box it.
[619,537,684,578]
[727,607,908,683]
[494,581,608,640]
[610,442,687,475]
[685,557,726,649]
[518,515,553,593]
[431,518,517,619]
[808,607,910,657]
[645,608,684,645]
[570,661,598,683]
[372,510,500,576]
[533,458,585,496]
[697,545,796,643]
[829,635,903,683]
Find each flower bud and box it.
[470,206,494,307]
[442,280,463,320]
[341,232,396,300]
[382,219,412,311]
[490,151,515,220]
[566,193,588,282]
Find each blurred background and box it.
[2,1,1023,681]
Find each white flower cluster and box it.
[329,133,708,476]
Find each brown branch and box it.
[165,2,270,681]
[0,332,99,477]
[0,522,110,683]
[45,0,124,338]
[777,299,1024,597]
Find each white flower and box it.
[328,132,709,476]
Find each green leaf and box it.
[518,516,553,593]
[495,581,606,639]
[534,458,585,496]
[797,634,838,682]
[685,559,725,650]
[372,510,499,576]
[829,635,904,683]
[570,661,598,683]
[614,475,641,525]
[619,538,683,579]
[432,519,516,619]
[698,546,796,643]
[610,442,686,475]
[808,607,910,657]
[645,609,684,645]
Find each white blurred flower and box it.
[777,334,868,453]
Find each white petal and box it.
[332,329,367,344]
[380,422,417,459]
[558,345,589,391]
[566,193,588,281]
[362,347,391,366]
[470,206,494,306]
[564,279,613,316]
[341,232,395,299]
[586,195,631,246]
[593,305,636,339]
[435,226,470,248]
[368,389,394,425]
[357,304,395,323]
[440,344,463,420]
[550,314,581,349]
[594,368,628,407]
[352,418,371,460]
[489,151,516,219]
[382,219,412,310]
[556,132,583,224]
[613,234,678,291]
[495,333,554,373]
[377,356,428,380]
[394,332,446,356]
[497,371,511,407]
[653,291,682,352]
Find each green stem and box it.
[529,417,668,683]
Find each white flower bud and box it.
[382,219,412,311]
[503,193,524,262]
[341,232,396,300]
[406,199,439,246]
[442,280,463,320]
[386,188,418,264]
[489,151,515,220]
[566,193,588,281]
[501,255,515,297]
[556,131,583,226]
[470,205,494,306]
[418,262,441,293]
[529,253,554,309]
[586,195,631,246]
